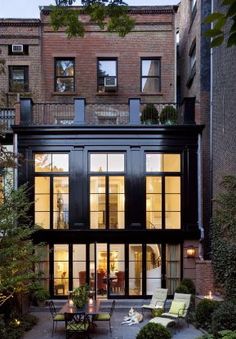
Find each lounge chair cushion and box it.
[94,313,110,321]
[54,313,65,321]
[169,301,185,316]
[149,317,176,328]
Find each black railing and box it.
[0,108,15,132]
[32,103,74,125]
[86,103,129,125]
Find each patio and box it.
[23,303,202,339]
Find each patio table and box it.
[59,299,101,316]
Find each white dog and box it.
[121,307,143,326]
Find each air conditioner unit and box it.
[104,77,117,87]
[12,44,24,53]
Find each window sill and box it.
[96,92,118,96]
[8,91,31,94]
[139,92,163,96]
[52,92,77,96]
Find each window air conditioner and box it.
[12,44,24,53]
[104,77,117,87]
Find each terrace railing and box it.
[0,108,15,132]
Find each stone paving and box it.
[23,309,202,339]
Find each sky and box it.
[0,0,179,18]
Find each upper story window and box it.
[89,153,125,230]
[141,58,161,93]
[97,59,117,93]
[146,153,181,230]
[55,58,75,93]
[9,66,29,92]
[34,153,69,230]
[191,0,197,12]
[187,39,196,88]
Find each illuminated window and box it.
[34,153,69,229]
[146,153,181,229]
[89,153,125,229]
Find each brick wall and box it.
[195,260,214,296]
[0,19,42,107]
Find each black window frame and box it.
[141,57,161,93]
[97,58,118,93]
[9,65,29,92]
[186,39,196,88]
[54,58,75,93]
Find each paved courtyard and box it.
[23,309,202,339]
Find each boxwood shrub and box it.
[195,299,219,331]
[212,301,236,335]
[136,322,171,339]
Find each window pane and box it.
[146,211,162,229]
[98,60,116,77]
[35,177,50,194]
[142,60,160,76]
[56,60,74,76]
[73,245,86,288]
[53,177,69,194]
[142,78,160,93]
[90,154,107,172]
[165,177,180,193]
[56,78,74,92]
[163,154,180,172]
[166,244,181,294]
[90,194,106,211]
[109,176,124,229]
[129,244,142,296]
[165,194,180,211]
[54,245,69,296]
[109,176,124,193]
[146,154,163,172]
[90,176,105,193]
[90,211,106,229]
[35,212,50,229]
[108,154,124,172]
[52,154,69,172]
[146,194,161,211]
[146,244,162,294]
[110,244,125,296]
[35,154,51,172]
[12,69,24,80]
[35,194,50,211]
[53,176,69,229]
[146,176,162,193]
[165,212,181,229]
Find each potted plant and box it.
[30,282,50,307]
[140,103,159,125]
[71,285,89,309]
[160,105,178,125]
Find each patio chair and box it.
[48,300,65,336]
[93,299,116,332]
[64,312,90,339]
[150,293,191,328]
[142,288,168,314]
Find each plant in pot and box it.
[30,282,50,307]
[140,103,159,125]
[71,285,90,309]
[160,105,178,125]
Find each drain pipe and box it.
[198,133,204,260]
[13,133,18,190]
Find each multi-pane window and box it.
[166,244,181,294]
[54,244,69,296]
[34,153,69,229]
[97,59,117,93]
[55,58,75,92]
[129,244,142,296]
[89,153,125,229]
[141,58,161,93]
[187,40,196,88]
[146,244,162,295]
[146,153,181,229]
[9,66,29,92]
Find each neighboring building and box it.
[177,0,211,256]
[1,6,204,299]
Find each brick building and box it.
[1,5,205,299]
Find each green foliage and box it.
[136,322,171,339]
[218,330,236,339]
[72,285,90,308]
[181,278,196,295]
[151,308,164,318]
[140,104,159,124]
[204,0,236,47]
[0,313,38,339]
[211,176,236,299]
[20,313,38,331]
[175,284,190,294]
[159,105,178,125]
[29,282,50,304]
[211,301,236,335]
[195,299,219,331]
[50,0,135,38]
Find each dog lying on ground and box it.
[121,307,143,326]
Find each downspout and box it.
[198,133,204,260]
[13,132,18,190]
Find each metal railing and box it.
[86,103,129,125]
[0,108,15,132]
[32,103,74,125]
